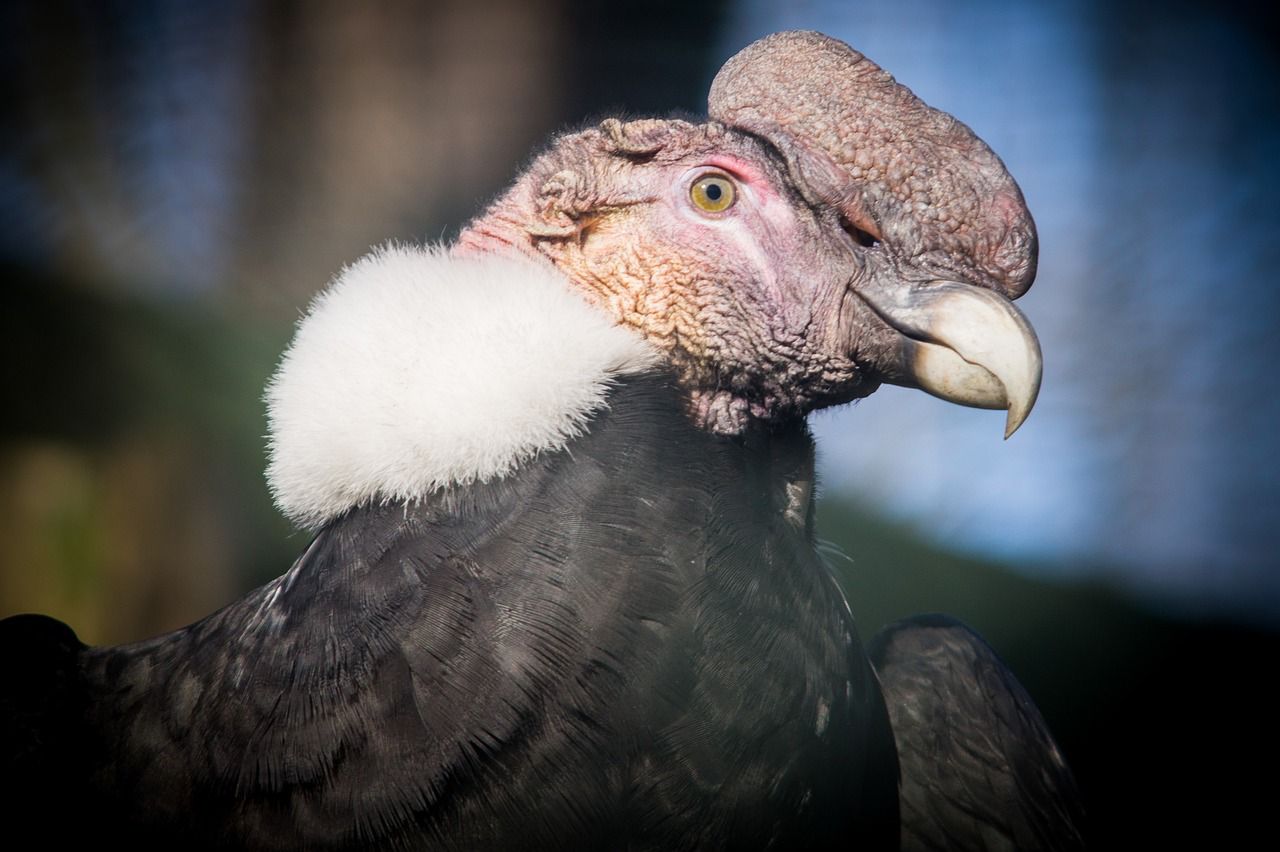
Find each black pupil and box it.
[704,182,722,201]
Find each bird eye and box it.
[690,174,736,213]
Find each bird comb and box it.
[709,30,1037,298]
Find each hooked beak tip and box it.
[856,279,1043,438]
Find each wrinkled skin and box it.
[459,31,1041,435]
[460,119,885,429]
[709,31,1037,297]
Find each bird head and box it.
[457,31,1040,437]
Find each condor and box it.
[2,31,1082,851]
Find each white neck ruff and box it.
[265,245,656,528]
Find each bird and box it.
[1,31,1084,851]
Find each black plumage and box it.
[5,375,899,849]
[871,616,1087,851]
[3,29,1086,851]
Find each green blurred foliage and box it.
[1,263,298,642]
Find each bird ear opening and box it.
[529,121,678,239]
[529,168,598,239]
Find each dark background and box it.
[2,1,1276,847]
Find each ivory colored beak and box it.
[857,279,1043,438]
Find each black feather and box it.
[869,614,1087,851]
[3,373,898,850]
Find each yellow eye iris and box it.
[690,174,736,213]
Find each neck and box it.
[456,213,809,438]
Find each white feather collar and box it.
[265,245,657,528]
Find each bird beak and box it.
[709,31,1043,436]
[855,277,1042,438]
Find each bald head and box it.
[458,32,1041,436]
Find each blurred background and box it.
[2,0,1276,846]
